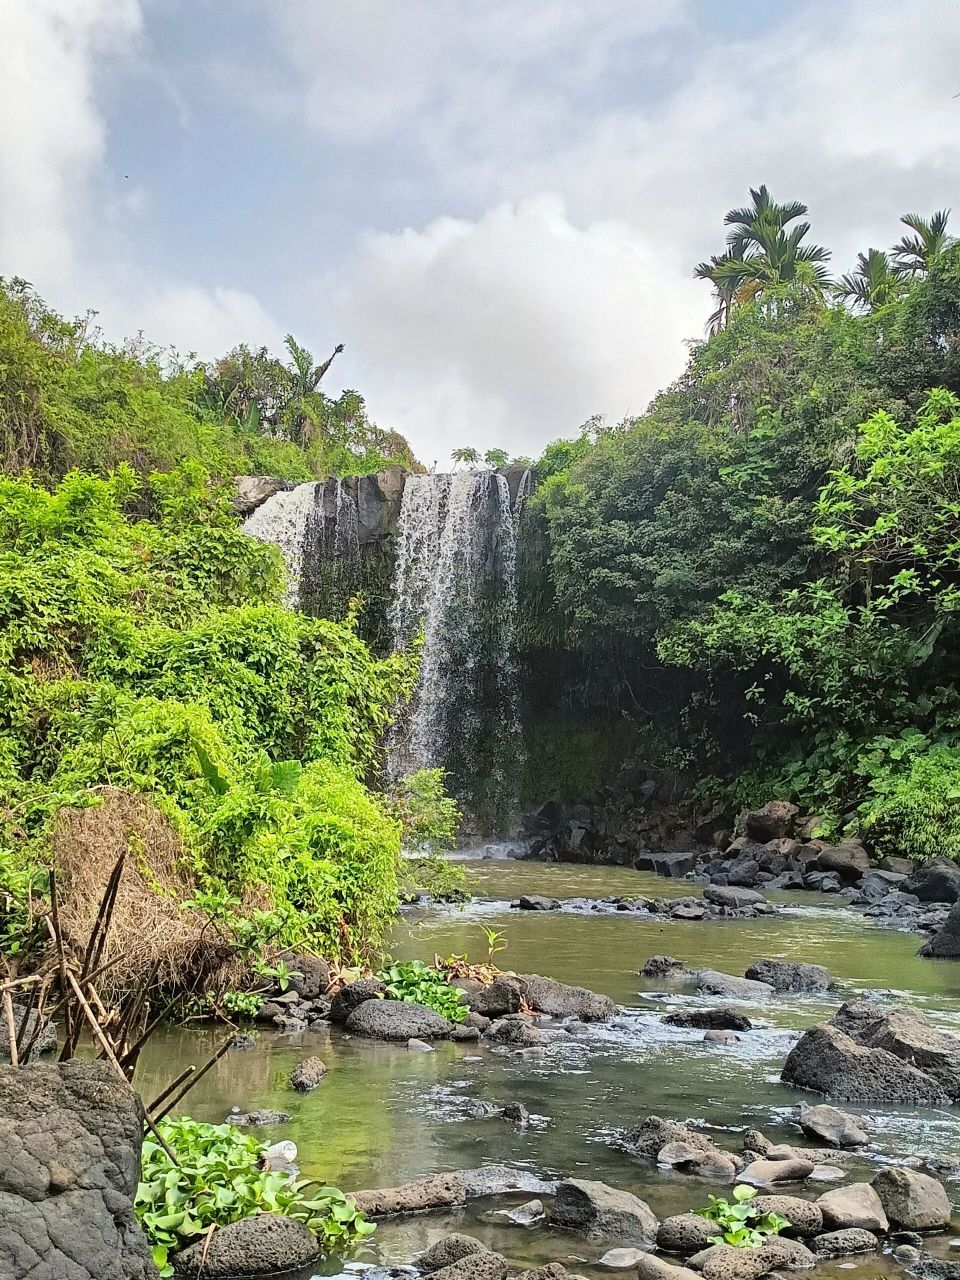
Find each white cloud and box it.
[327,197,701,459]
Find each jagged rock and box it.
[231,1109,290,1126]
[642,956,686,977]
[871,1168,952,1230]
[817,841,870,881]
[743,961,832,993]
[486,1015,551,1046]
[501,1102,530,1126]
[658,1141,738,1178]
[816,1183,889,1232]
[781,1024,950,1104]
[703,886,767,910]
[418,1234,488,1273]
[281,952,331,999]
[452,1024,481,1042]
[329,978,385,1024]
[673,903,706,920]
[0,1059,156,1280]
[353,1173,466,1216]
[637,1257,702,1280]
[688,1238,815,1279]
[289,1055,327,1091]
[812,1228,879,1257]
[830,1001,960,1100]
[739,1157,815,1184]
[744,801,798,842]
[695,970,774,1000]
[175,1213,318,1275]
[658,1214,719,1254]
[860,870,907,901]
[920,900,960,958]
[232,476,291,516]
[519,974,615,1021]
[516,895,561,911]
[345,999,452,1040]
[797,1104,869,1147]
[905,860,960,903]
[551,1177,659,1246]
[664,1009,752,1032]
[751,1196,823,1238]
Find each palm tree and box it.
[694,186,831,331]
[451,446,480,470]
[282,335,344,444]
[837,249,906,313]
[892,209,953,275]
[483,448,509,468]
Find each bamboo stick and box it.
[3,989,19,1066]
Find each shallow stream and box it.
[137,859,960,1278]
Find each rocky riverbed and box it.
[120,856,960,1280]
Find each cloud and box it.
[327,197,701,460]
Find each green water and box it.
[136,859,960,1275]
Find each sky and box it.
[1,1,958,467]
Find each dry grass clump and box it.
[52,788,243,998]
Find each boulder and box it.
[871,1168,952,1230]
[454,979,522,1017]
[703,1030,739,1045]
[797,1104,869,1148]
[281,951,331,999]
[289,1055,327,1091]
[750,1196,822,1238]
[516,895,561,911]
[174,1213,319,1275]
[739,1158,815,1185]
[830,1001,960,1100]
[860,870,907,902]
[551,1178,659,1246]
[672,904,706,920]
[905,860,960,904]
[353,1173,466,1216]
[812,1228,879,1257]
[345,998,452,1040]
[658,1141,738,1178]
[816,1183,889,1233]
[519,974,615,1021]
[429,1254,508,1280]
[664,1009,752,1032]
[232,476,291,516]
[920,900,960,958]
[486,1015,551,1046]
[689,1238,815,1280]
[743,961,832,994]
[745,802,799,842]
[657,1214,719,1254]
[418,1235,488,1273]
[626,1117,732,1165]
[817,840,870,881]
[781,1024,949,1105]
[642,956,687,977]
[703,886,766,910]
[637,1258,702,1280]
[727,860,761,888]
[231,1109,290,1126]
[0,1060,157,1280]
[695,971,774,1000]
[329,978,385,1024]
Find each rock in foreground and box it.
[781,1023,949,1104]
[871,1168,952,1230]
[175,1213,319,1276]
[345,998,453,1040]
[551,1178,659,1246]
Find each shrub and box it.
[376,959,469,1023]
[698,1185,789,1248]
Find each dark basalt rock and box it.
[920,900,960,957]
[329,978,386,1024]
[829,1000,960,1101]
[0,1059,155,1280]
[518,974,616,1021]
[744,960,832,993]
[904,860,960,904]
[289,1055,327,1091]
[345,998,452,1041]
[551,1177,659,1246]
[744,801,799,842]
[231,1108,291,1126]
[663,1008,752,1031]
[781,1023,949,1105]
[174,1212,319,1275]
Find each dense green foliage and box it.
[136,1116,374,1275]
[375,959,469,1022]
[532,200,960,857]
[0,278,418,482]
[0,462,423,963]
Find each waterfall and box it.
[388,469,531,823]
[242,482,322,607]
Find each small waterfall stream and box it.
[387,469,531,822]
[241,482,322,607]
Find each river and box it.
[135,859,960,1277]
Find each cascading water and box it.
[242,482,322,607]
[387,469,531,825]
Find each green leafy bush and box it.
[698,1185,790,1248]
[376,959,469,1023]
[135,1116,374,1276]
